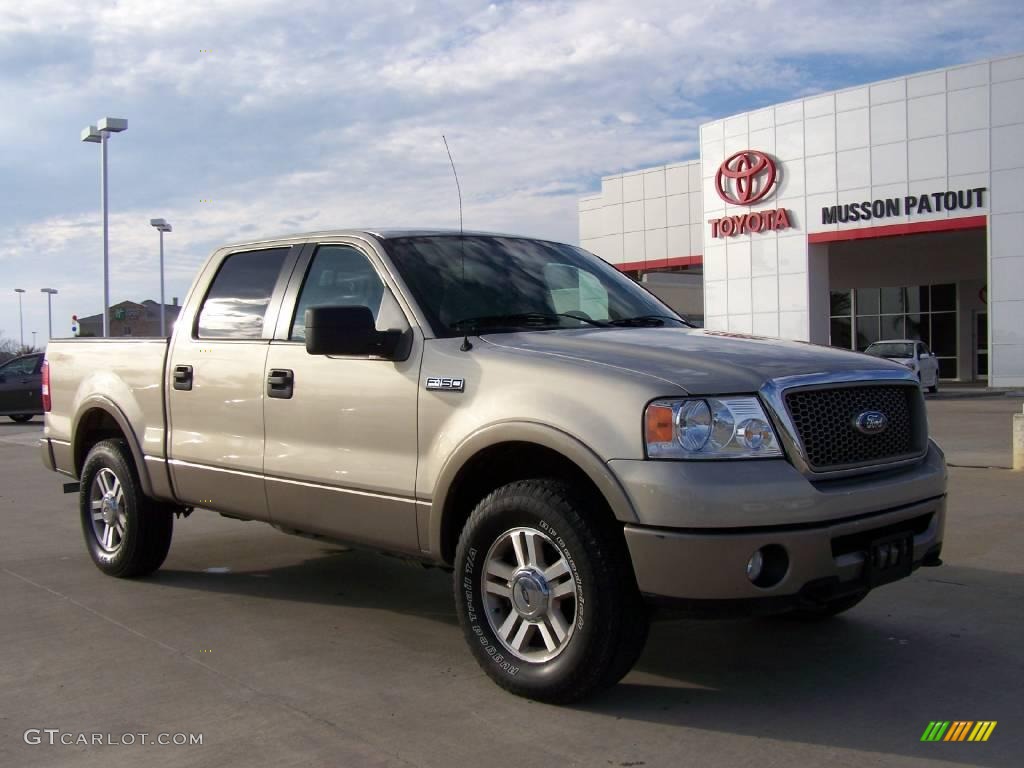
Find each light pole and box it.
[81,117,128,338]
[40,288,58,340]
[149,219,172,336]
[14,288,25,350]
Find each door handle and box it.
[173,364,193,391]
[267,369,294,399]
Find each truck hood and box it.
[480,327,907,394]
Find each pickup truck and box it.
[41,229,947,703]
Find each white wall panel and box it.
[622,174,644,202]
[908,94,946,139]
[908,136,947,181]
[837,148,871,189]
[623,200,644,232]
[667,225,690,257]
[836,108,870,150]
[871,102,907,144]
[601,176,623,204]
[992,125,1024,170]
[666,194,689,226]
[805,154,837,194]
[947,130,989,176]
[752,311,780,337]
[871,79,906,104]
[836,87,869,111]
[907,71,945,97]
[665,165,688,195]
[644,197,666,230]
[643,170,666,198]
[992,79,1024,126]
[948,86,990,133]
[805,114,836,156]
[645,228,667,261]
[872,142,909,185]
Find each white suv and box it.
[865,340,940,393]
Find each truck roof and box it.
[220,228,561,251]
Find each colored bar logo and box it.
[921,721,997,742]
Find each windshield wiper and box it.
[607,314,691,328]
[450,312,609,332]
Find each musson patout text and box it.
[822,186,987,225]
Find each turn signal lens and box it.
[645,403,674,444]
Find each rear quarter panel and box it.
[45,339,169,470]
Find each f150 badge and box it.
[425,376,465,392]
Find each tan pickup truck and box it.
[41,230,947,702]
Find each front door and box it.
[263,241,422,553]
[974,311,988,380]
[167,245,298,520]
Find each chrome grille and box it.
[783,384,924,471]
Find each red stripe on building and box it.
[614,254,703,272]
[807,215,986,244]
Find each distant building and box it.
[77,299,182,338]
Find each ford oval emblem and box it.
[854,410,888,435]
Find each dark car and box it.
[0,352,43,422]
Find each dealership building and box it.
[578,53,1024,387]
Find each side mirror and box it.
[304,305,402,358]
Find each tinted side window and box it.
[197,248,288,339]
[1,356,38,376]
[290,245,406,341]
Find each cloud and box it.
[1,0,1022,341]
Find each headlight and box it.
[645,397,783,459]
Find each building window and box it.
[830,284,958,378]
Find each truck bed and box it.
[44,338,170,474]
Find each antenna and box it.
[443,134,472,351]
[442,135,463,235]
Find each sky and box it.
[1,0,1022,346]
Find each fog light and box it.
[746,544,789,588]
[746,550,764,582]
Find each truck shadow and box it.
[153,550,1020,767]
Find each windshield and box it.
[383,235,686,337]
[866,342,915,358]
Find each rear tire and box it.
[9,414,33,423]
[79,439,173,578]
[454,479,647,703]
[927,380,939,394]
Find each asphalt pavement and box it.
[1,400,1021,767]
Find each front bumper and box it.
[625,496,944,605]
[614,444,947,605]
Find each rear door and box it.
[0,354,41,414]
[166,244,300,520]
[917,342,938,384]
[262,238,422,552]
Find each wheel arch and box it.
[72,397,154,498]
[430,422,638,565]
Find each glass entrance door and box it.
[975,311,988,380]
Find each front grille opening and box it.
[831,512,933,558]
[784,384,926,471]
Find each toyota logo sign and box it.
[715,150,778,206]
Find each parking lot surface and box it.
[1,398,1022,767]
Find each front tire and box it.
[9,414,33,423]
[79,439,173,578]
[454,479,647,703]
